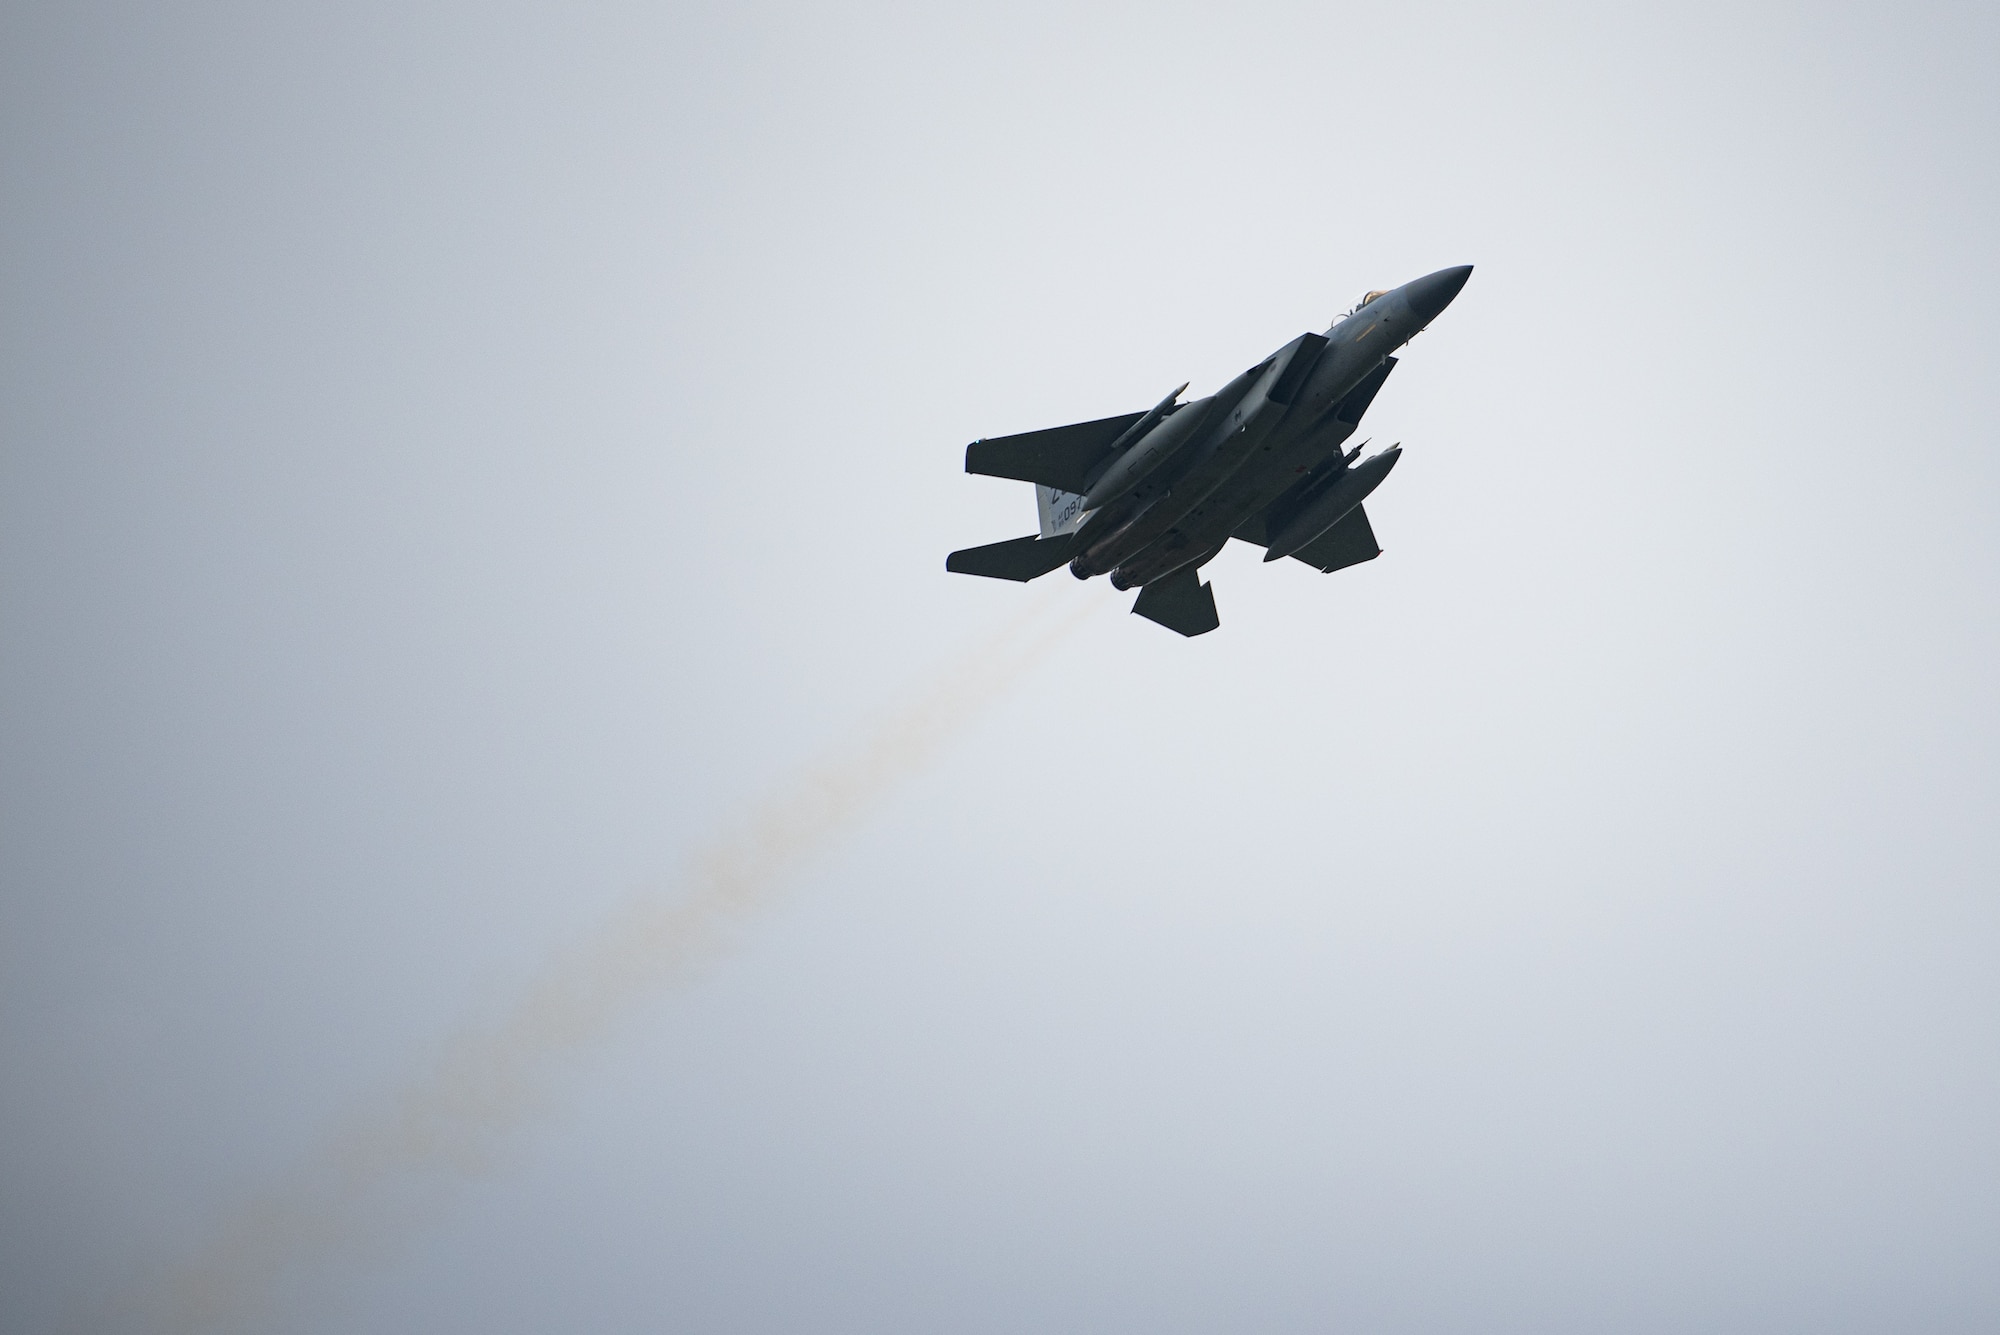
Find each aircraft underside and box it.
[946,266,1471,636]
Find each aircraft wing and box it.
[1286,505,1381,573]
[1331,356,1395,426]
[965,410,1147,495]
[1231,503,1380,573]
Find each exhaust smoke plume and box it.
[124,595,1092,1333]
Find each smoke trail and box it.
[128,593,1093,1334]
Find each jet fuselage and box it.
[945,264,1472,636]
[1072,265,1471,587]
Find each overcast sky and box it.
[5,2,1999,1332]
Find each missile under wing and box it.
[946,264,1471,636]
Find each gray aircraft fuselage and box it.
[946,265,1472,636]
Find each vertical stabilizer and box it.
[1036,485,1089,538]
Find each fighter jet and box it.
[946,265,1472,636]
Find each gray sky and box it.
[4,1,1999,1331]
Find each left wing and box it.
[965,410,1146,495]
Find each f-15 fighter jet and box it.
[947,265,1472,636]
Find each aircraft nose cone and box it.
[1402,264,1473,326]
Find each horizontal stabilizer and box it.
[1288,504,1380,573]
[1131,565,1219,637]
[966,411,1147,495]
[945,533,1078,582]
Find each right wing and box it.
[1230,503,1381,573]
[1287,505,1381,574]
[965,410,1147,495]
[1330,356,1396,426]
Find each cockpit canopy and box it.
[1348,289,1392,315]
